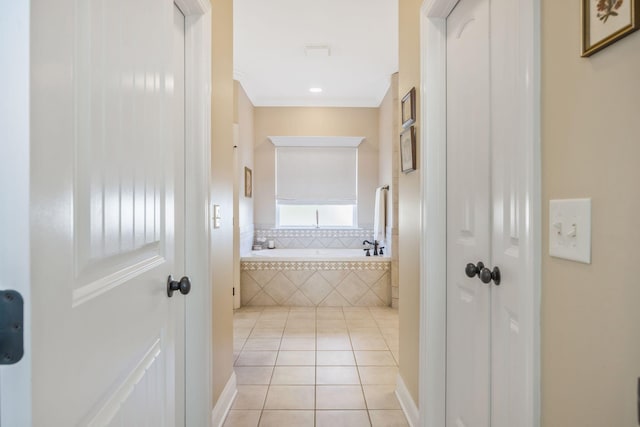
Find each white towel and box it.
[373,187,387,244]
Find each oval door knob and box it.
[167,275,192,297]
[479,266,501,286]
[465,261,485,278]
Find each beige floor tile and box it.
[358,367,398,385]
[234,367,274,385]
[258,410,315,427]
[316,309,345,320]
[316,366,360,385]
[276,350,315,366]
[369,410,409,426]
[351,336,389,351]
[316,329,349,338]
[280,337,316,350]
[346,319,378,328]
[354,351,397,366]
[263,385,315,409]
[250,328,284,339]
[222,410,261,427]
[242,338,281,351]
[235,351,278,367]
[316,385,366,410]
[348,327,383,337]
[254,319,287,328]
[270,366,315,385]
[231,385,268,410]
[317,336,352,350]
[234,327,253,340]
[286,319,316,329]
[317,319,348,329]
[362,385,401,409]
[316,351,356,366]
[283,328,316,338]
[315,410,371,427]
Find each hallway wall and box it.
[378,73,401,309]
[541,1,640,425]
[398,0,422,407]
[210,0,235,406]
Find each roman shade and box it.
[276,146,358,204]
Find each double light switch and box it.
[549,198,591,264]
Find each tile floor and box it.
[224,306,409,427]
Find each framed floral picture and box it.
[582,0,640,56]
[400,126,416,173]
[401,87,416,129]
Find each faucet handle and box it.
[363,248,371,256]
[378,247,385,255]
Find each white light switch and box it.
[549,198,591,264]
[213,204,221,229]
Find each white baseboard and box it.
[210,372,237,427]
[396,374,420,427]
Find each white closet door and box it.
[446,0,492,426]
[446,0,534,425]
[30,0,186,425]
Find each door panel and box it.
[446,0,491,426]
[30,0,185,425]
[490,0,529,425]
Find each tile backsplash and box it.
[254,228,374,250]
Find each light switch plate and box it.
[213,204,221,229]
[549,198,591,264]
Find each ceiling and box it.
[233,0,398,108]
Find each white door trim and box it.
[0,3,32,426]
[175,0,214,425]
[418,0,541,426]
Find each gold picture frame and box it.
[582,0,640,57]
[401,87,416,129]
[400,126,416,173]
[244,167,252,198]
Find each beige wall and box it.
[210,0,234,406]
[253,107,379,228]
[541,1,640,425]
[398,0,422,406]
[378,73,401,309]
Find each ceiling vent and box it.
[304,45,331,57]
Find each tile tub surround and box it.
[225,306,408,427]
[240,251,391,307]
[254,227,376,250]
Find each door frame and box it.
[418,0,541,426]
[0,0,212,424]
[174,0,213,424]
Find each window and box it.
[278,204,356,227]
[275,145,358,228]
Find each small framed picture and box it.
[581,0,640,57]
[244,167,252,197]
[401,87,416,128]
[400,126,416,173]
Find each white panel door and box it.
[446,0,491,425]
[446,0,531,425]
[30,0,186,425]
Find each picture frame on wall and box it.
[244,167,252,198]
[581,0,640,56]
[401,87,416,128]
[400,126,416,173]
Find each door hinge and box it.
[0,290,24,365]
[232,287,235,296]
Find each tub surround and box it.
[240,248,391,308]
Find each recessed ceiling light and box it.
[309,87,323,93]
